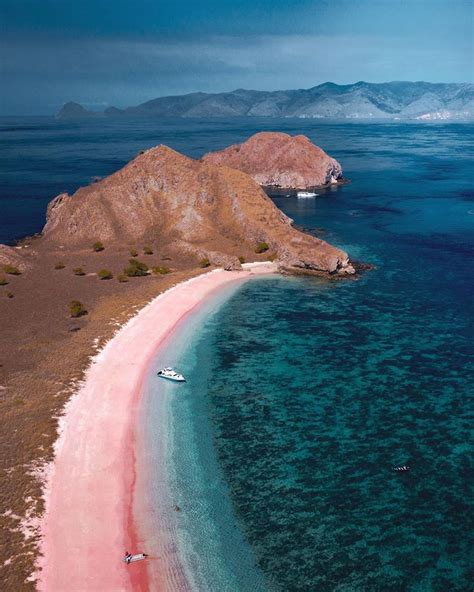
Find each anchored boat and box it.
[297,191,318,198]
[157,367,186,382]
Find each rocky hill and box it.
[42,144,354,275]
[57,82,474,120]
[56,102,101,119]
[202,132,343,189]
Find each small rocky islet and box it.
[202,131,344,189]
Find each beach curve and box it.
[37,262,276,592]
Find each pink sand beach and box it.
[37,263,275,592]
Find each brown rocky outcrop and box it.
[42,144,353,275]
[0,244,31,272]
[202,132,343,189]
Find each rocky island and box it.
[202,131,344,189]
[0,134,355,590]
[56,101,101,120]
[42,140,352,274]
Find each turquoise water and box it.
[202,275,472,591]
[2,118,473,589]
[142,279,272,591]
[192,124,472,590]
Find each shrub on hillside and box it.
[152,266,171,275]
[98,269,113,280]
[143,245,153,255]
[92,241,104,252]
[199,258,211,268]
[117,274,129,283]
[3,264,21,275]
[129,248,138,257]
[69,300,87,318]
[6,291,14,299]
[54,262,66,270]
[0,276,8,286]
[255,242,269,254]
[238,256,245,264]
[123,258,149,277]
[73,267,86,276]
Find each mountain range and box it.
[57,81,474,120]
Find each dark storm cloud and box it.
[0,0,472,114]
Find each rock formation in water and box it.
[202,132,343,189]
[57,82,474,120]
[42,145,354,275]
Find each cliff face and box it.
[202,132,343,189]
[42,145,354,275]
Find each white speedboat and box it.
[157,367,186,382]
[297,191,318,198]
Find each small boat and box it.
[297,191,318,198]
[157,367,186,382]
[393,466,410,472]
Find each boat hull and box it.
[297,191,318,198]
[157,374,186,382]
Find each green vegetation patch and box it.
[98,269,113,280]
[54,262,66,270]
[152,266,171,275]
[69,300,87,318]
[92,241,105,252]
[143,245,153,255]
[199,258,211,268]
[3,264,21,275]
[255,242,269,254]
[124,258,149,277]
[73,267,86,276]
[0,276,9,286]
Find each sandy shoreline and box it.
[37,263,275,591]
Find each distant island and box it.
[57,81,474,121]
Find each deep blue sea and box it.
[1,117,473,590]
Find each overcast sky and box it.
[1,0,472,114]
